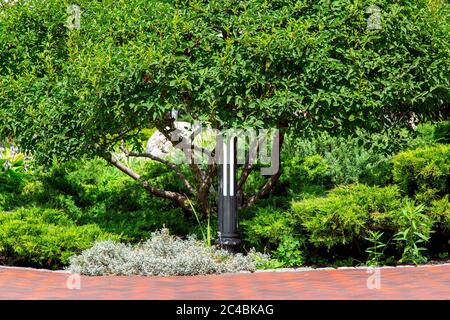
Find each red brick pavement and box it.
[0,264,449,300]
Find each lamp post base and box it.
[215,237,241,253]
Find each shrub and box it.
[0,169,24,194]
[241,207,294,251]
[428,195,450,230]
[272,236,305,267]
[392,144,450,201]
[433,121,450,144]
[281,122,449,192]
[241,206,309,267]
[242,176,448,267]
[410,121,450,148]
[291,184,404,249]
[0,144,26,196]
[18,158,198,240]
[280,155,331,195]
[0,207,119,269]
[68,229,269,276]
[283,128,399,187]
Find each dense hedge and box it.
[393,144,450,202]
[291,184,404,249]
[429,196,450,230]
[0,207,119,269]
[243,183,449,267]
[243,140,450,266]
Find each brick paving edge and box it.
[1,262,450,276]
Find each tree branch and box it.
[197,162,217,213]
[237,135,263,192]
[157,120,204,185]
[242,130,285,208]
[120,146,196,195]
[242,171,282,208]
[105,154,193,213]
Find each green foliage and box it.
[433,121,450,144]
[282,121,449,193]
[280,155,331,195]
[0,156,204,268]
[410,121,450,148]
[0,207,119,269]
[0,156,199,241]
[32,158,197,239]
[394,202,433,265]
[364,231,386,266]
[428,195,450,230]
[0,144,28,209]
[283,128,404,187]
[241,206,305,267]
[0,169,24,195]
[241,207,293,251]
[272,236,305,267]
[291,184,403,249]
[244,181,447,267]
[0,144,25,194]
[0,0,448,165]
[392,144,450,201]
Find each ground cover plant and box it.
[69,228,269,276]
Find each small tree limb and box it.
[120,146,196,195]
[197,162,217,213]
[237,135,263,192]
[242,130,285,208]
[157,120,205,185]
[242,171,282,208]
[106,154,193,213]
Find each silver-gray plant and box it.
[68,228,269,276]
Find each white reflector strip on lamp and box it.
[229,140,234,196]
[223,141,227,196]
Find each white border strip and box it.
[229,140,234,196]
[223,141,227,196]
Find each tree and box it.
[0,0,448,215]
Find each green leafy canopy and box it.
[0,0,448,163]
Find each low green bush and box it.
[428,195,450,230]
[0,155,204,269]
[433,121,450,144]
[0,169,24,194]
[13,158,198,240]
[392,144,450,202]
[241,206,307,267]
[291,184,404,249]
[244,182,450,267]
[0,207,119,269]
[0,144,27,208]
[280,155,331,195]
[241,207,294,251]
